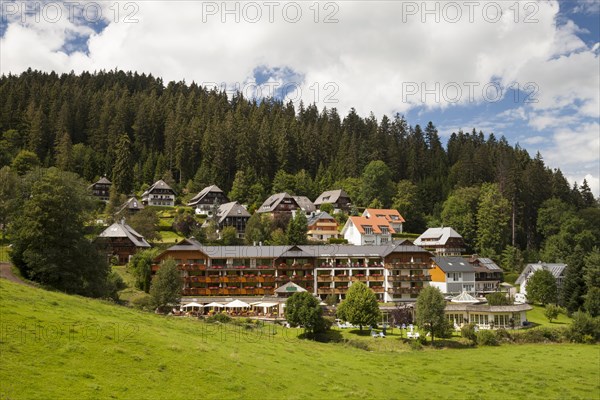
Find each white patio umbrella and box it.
[225,299,250,308]
[182,302,203,309]
[203,302,224,308]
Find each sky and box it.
[1,0,599,195]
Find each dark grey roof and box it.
[293,196,316,213]
[307,211,334,226]
[118,197,144,214]
[515,263,567,284]
[161,240,431,259]
[432,257,475,273]
[143,179,176,196]
[216,202,251,223]
[95,177,112,185]
[476,258,502,271]
[97,222,151,248]
[257,192,298,213]
[314,189,350,205]
[188,185,228,206]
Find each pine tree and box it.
[112,134,134,195]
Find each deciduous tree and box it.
[336,282,381,331]
[415,286,446,343]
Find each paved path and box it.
[0,262,33,286]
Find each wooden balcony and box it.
[368,275,384,282]
[317,287,334,294]
[370,286,385,293]
[317,275,333,282]
[333,275,350,282]
[351,275,368,282]
[387,287,423,295]
[334,287,348,294]
[387,262,430,269]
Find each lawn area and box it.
[112,265,146,303]
[526,304,573,327]
[0,279,598,400]
[158,230,184,243]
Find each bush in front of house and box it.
[476,330,499,346]
[460,323,477,344]
[567,311,600,343]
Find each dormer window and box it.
[362,225,373,235]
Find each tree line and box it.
[1,69,598,306]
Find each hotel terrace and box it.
[152,239,433,302]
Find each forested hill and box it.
[0,70,597,251]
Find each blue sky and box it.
[1,0,598,194]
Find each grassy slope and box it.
[0,280,598,400]
[527,305,573,327]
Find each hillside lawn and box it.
[1,280,598,400]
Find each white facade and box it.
[341,219,392,246]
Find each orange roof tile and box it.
[363,208,406,223]
[348,216,396,234]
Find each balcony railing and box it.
[387,262,430,269]
[387,287,423,294]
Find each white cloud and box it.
[1,1,595,116]
[1,0,598,193]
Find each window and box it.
[379,226,389,234]
[363,225,373,235]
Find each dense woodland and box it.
[1,70,599,307]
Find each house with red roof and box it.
[362,208,405,233]
[341,215,396,245]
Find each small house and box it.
[313,189,352,213]
[89,177,112,202]
[142,180,176,207]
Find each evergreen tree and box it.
[561,245,587,312]
[112,134,134,195]
[10,168,110,297]
[287,211,308,245]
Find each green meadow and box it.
[0,279,598,400]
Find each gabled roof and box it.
[307,211,335,226]
[257,192,299,213]
[414,227,463,246]
[143,179,176,196]
[383,240,431,256]
[515,263,568,285]
[97,222,151,248]
[314,189,350,205]
[216,202,250,224]
[363,209,405,223]
[118,197,145,214]
[187,185,228,206]
[95,177,112,185]
[342,216,396,235]
[293,196,316,213]
[432,256,475,273]
[275,281,307,294]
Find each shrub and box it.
[460,323,477,343]
[495,328,513,343]
[476,330,498,346]
[512,326,568,344]
[206,313,232,324]
[409,339,423,351]
[544,304,561,323]
[568,312,600,343]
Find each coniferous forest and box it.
[1,70,599,306]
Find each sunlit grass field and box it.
[0,279,598,400]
